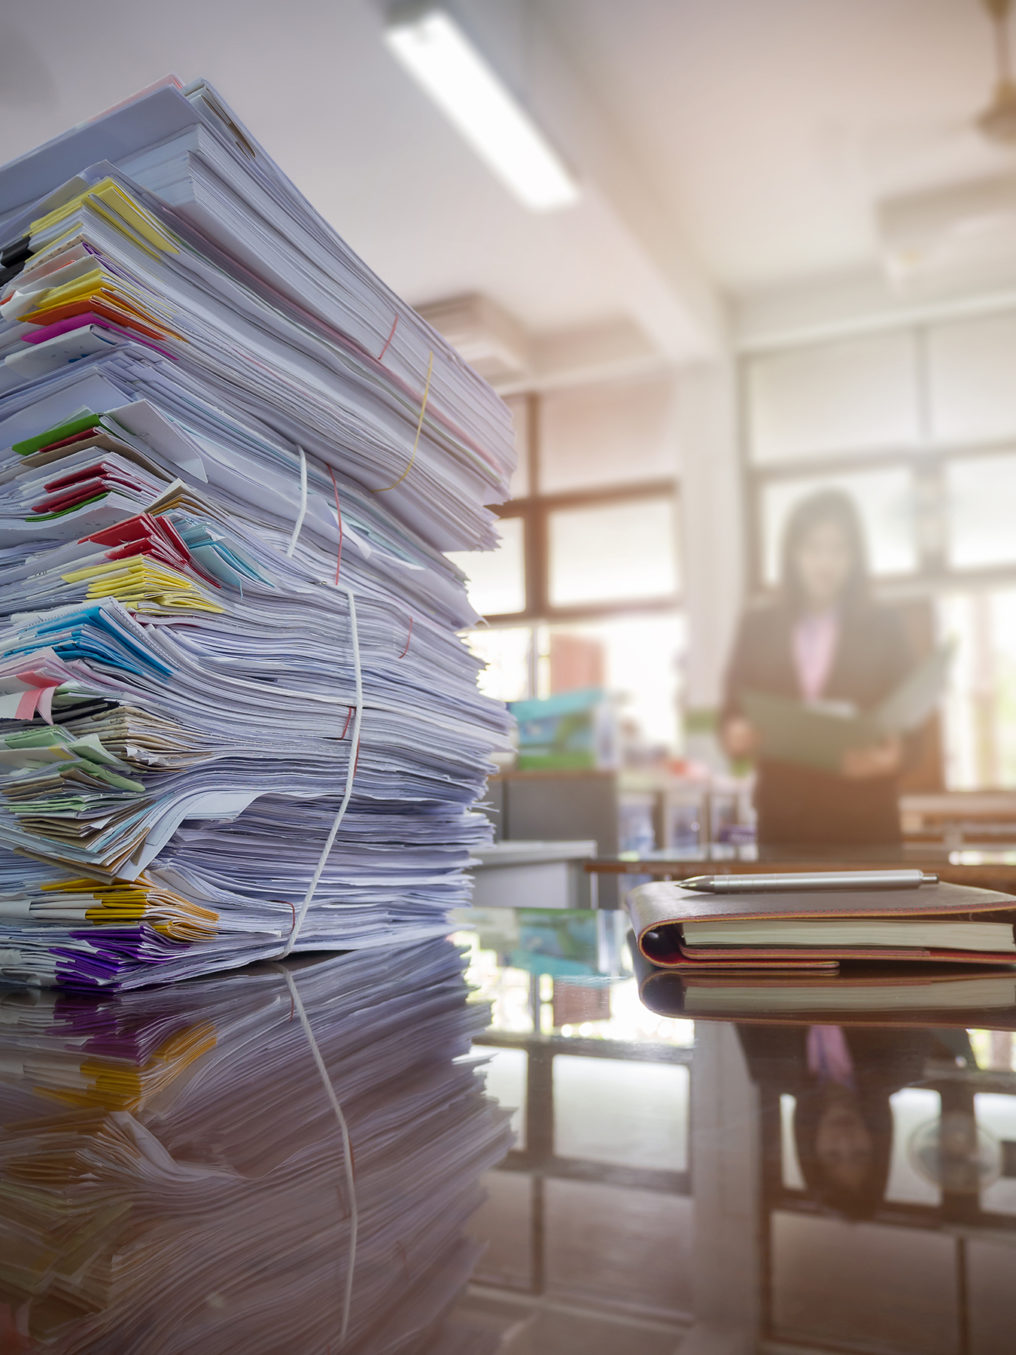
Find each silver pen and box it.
[680,869,939,894]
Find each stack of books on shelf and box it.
[0,77,514,989]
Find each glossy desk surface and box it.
[4,904,1016,1354]
[589,844,1016,893]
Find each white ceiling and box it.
[551,0,1016,290]
[0,0,665,344]
[1,0,1014,361]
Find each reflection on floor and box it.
[451,1289,686,1355]
[459,1043,694,1353]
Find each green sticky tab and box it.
[13,412,101,457]
[8,796,90,814]
[79,764,145,793]
[3,727,72,749]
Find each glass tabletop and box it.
[3,904,1016,1353]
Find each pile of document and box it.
[0,78,515,988]
[0,939,513,1353]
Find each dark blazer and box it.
[737,1024,934,1098]
[722,600,913,848]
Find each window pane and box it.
[991,589,1016,788]
[945,452,1016,568]
[465,625,533,703]
[448,516,526,616]
[937,587,1016,789]
[540,376,679,493]
[937,591,980,790]
[538,614,685,751]
[747,332,920,464]
[548,498,678,607]
[928,311,1016,444]
[760,469,917,583]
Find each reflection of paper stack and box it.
[742,642,953,773]
[0,940,512,1353]
[0,79,515,988]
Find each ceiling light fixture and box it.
[384,3,580,212]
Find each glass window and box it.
[990,588,1016,788]
[928,311,1016,445]
[760,469,918,583]
[465,625,534,704]
[448,516,526,617]
[747,331,920,464]
[937,591,981,790]
[548,497,679,607]
[540,376,679,493]
[945,452,1016,569]
[938,586,1016,789]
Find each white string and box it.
[285,446,309,558]
[282,968,358,1349]
[280,584,363,958]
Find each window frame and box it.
[740,319,1016,600]
[739,313,1016,791]
[482,394,683,627]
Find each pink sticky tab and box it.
[15,688,41,721]
[17,671,60,689]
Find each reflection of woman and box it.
[738,1024,935,1219]
[722,489,913,849]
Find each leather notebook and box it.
[627,879,1016,972]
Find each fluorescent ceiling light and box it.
[385,5,580,212]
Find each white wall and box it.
[676,359,744,717]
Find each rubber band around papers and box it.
[398,614,413,660]
[377,313,398,362]
[280,584,363,959]
[328,466,344,584]
[371,351,434,493]
[285,446,309,558]
[281,968,358,1350]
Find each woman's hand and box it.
[723,716,759,760]
[841,735,902,780]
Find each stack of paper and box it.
[0,78,515,988]
[0,939,513,1353]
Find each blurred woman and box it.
[722,488,912,849]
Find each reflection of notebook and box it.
[627,878,1016,972]
[629,937,1016,1028]
[741,641,953,772]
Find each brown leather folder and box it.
[627,879,1016,972]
